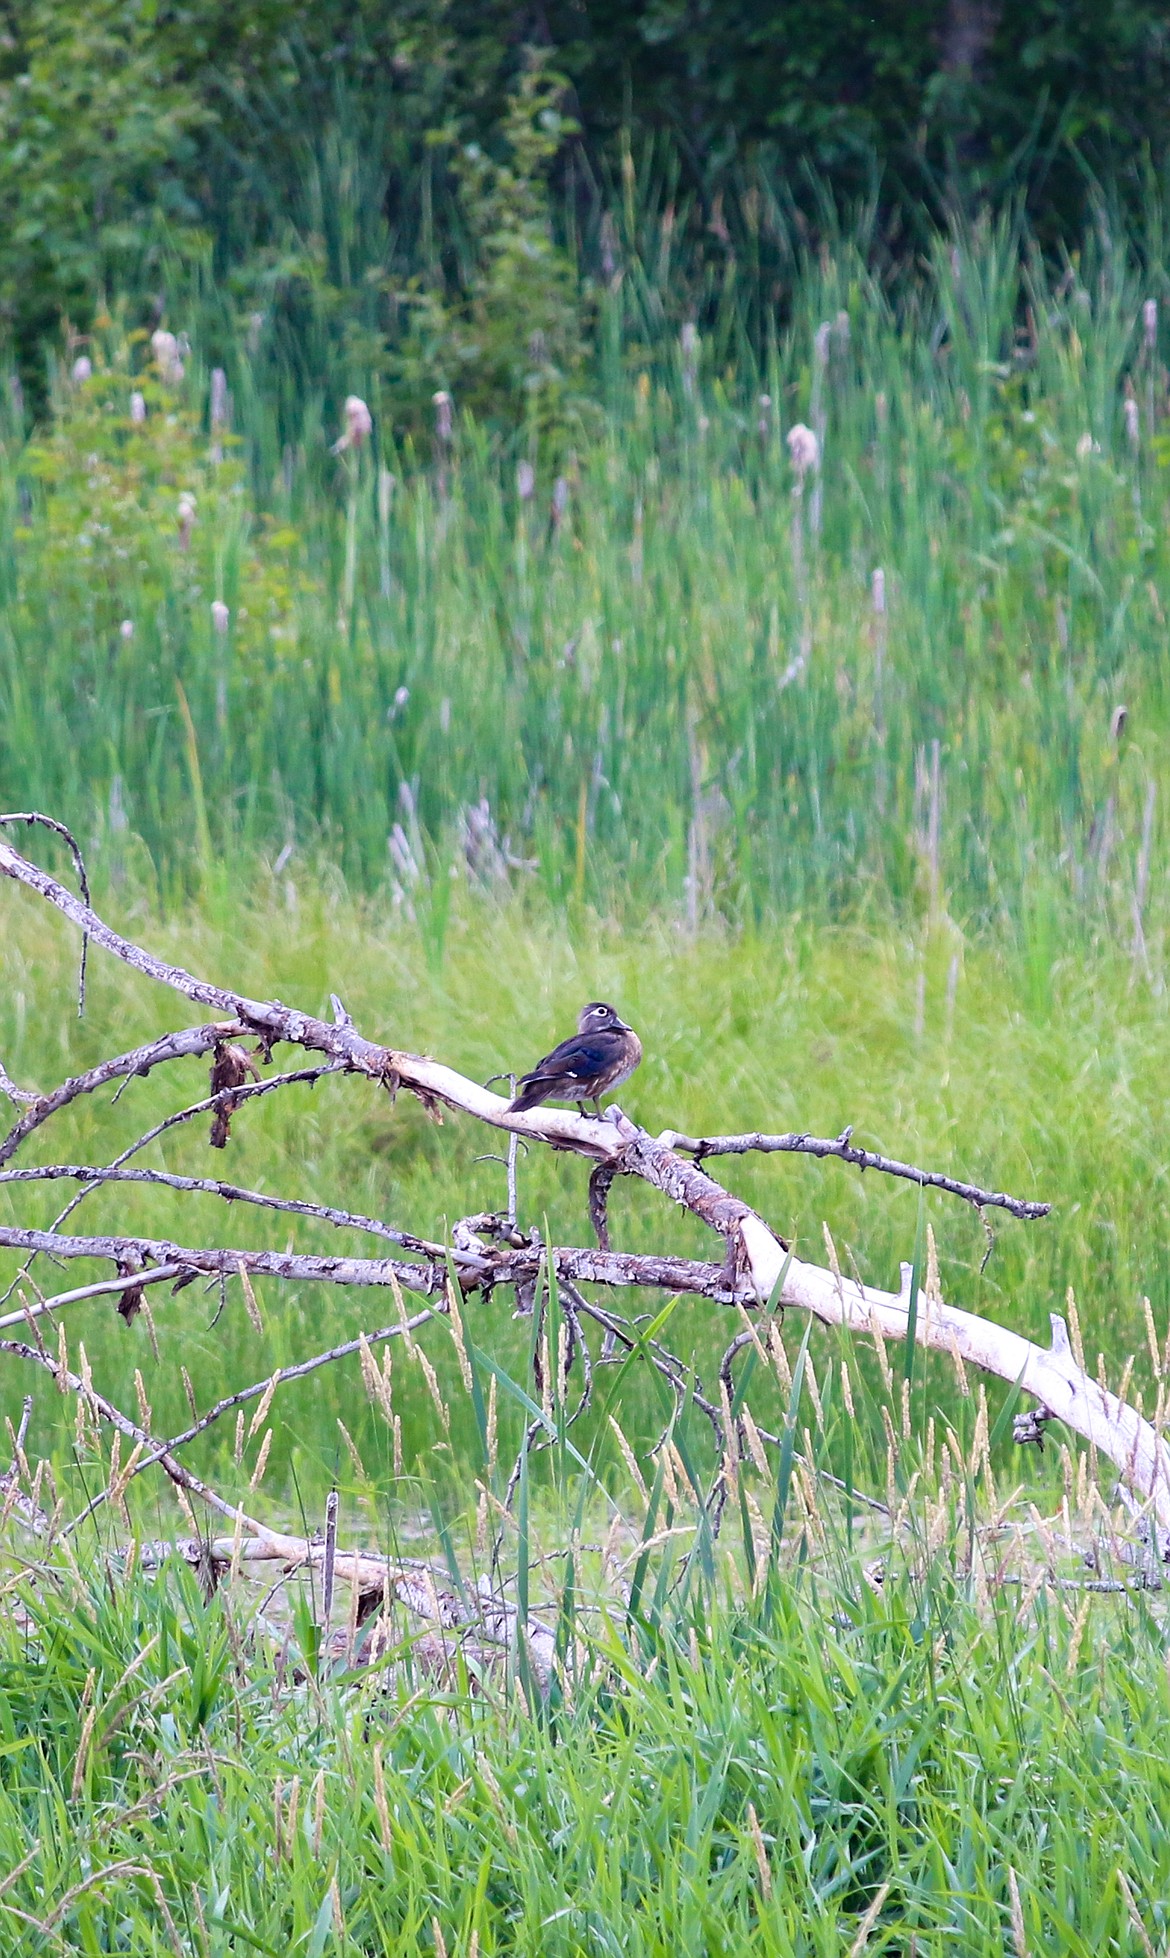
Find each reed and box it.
[1,211,1166,943]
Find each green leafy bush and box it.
[395,55,591,428]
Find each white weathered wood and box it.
[3,830,1168,1538]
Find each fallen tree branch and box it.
[0,1163,437,1250]
[64,1298,441,1535]
[0,1333,269,1536]
[0,1224,742,1318]
[0,1225,447,1300]
[0,1349,562,1684]
[0,1059,344,1314]
[2,833,1168,1536]
[660,1124,1050,1221]
[0,833,612,1156]
[0,1024,240,1166]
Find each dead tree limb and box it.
[2,833,1168,1537]
[0,1164,438,1250]
[660,1124,1050,1220]
[0,1229,742,1345]
[0,1025,240,1165]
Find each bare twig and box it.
[0,1164,435,1250]
[63,1297,442,1534]
[0,1059,37,1109]
[322,1488,339,1625]
[0,1264,189,1334]
[0,1024,240,1167]
[659,1123,1049,1220]
[0,811,90,1014]
[0,1057,342,1312]
[0,1333,268,1535]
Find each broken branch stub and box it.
[2,827,1169,1538]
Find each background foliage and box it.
[3,0,1170,386]
[5,11,1170,1948]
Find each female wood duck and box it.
[508,1003,642,1118]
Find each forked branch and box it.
[2,829,1168,1540]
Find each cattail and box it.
[150,329,184,385]
[786,423,818,476]
[517,460,535,501]
[346,394,372,444]
[1144,298,1158,352]
[71,355,92,384]
[333,394,372,454]
[211,600,230,635]
[129,390,146,424]
[177,492,196,549]
[433,391,453,501]
[209,367,228,461]
[783,423,818,683]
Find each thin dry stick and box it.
[64,1299,441,1533]
[659,1124,1049,1220]
[0,1265,188,1334]
[0,811,91,1015]
[0,1163,435,1250]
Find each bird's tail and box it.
[507,1075,547,1114]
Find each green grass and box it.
[5,210,1170,1951]
[2,1472,1169,1952]
[3,875,1169,1514]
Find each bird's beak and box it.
[613,1016,631,1032]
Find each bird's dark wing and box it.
[509,1030,619,1110]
